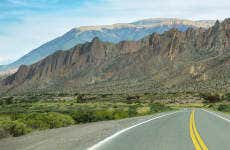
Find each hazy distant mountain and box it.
[0,18,215,72]
[1,19,229,94]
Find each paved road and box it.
[0,109,229,150]
[89,109,230,150]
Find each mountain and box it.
[1,18,229,95]
[0,18,215,72]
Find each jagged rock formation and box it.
[1,19,229,94]
[0,18,215,72]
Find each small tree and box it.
[75,94,86,103]
[200,93,221,103]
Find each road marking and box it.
[189,110,208,150]
[192,110,208,150]
[202,109,230,123]
[88,111,180,150]
[189,111,201,150]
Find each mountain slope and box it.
[1,19,229,94]
[0,18,214,72]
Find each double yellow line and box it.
[189,110,208,150]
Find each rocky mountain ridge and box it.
[1,19,229,94]
[0,18,215,72]
[77,18,214,31]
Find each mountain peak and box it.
[92,37,100,43]
[75,18,215,32]
[214,20,220,26]
[131,18,215,28]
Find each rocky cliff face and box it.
[1,19,229,94]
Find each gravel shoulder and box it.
[0,112,174,150]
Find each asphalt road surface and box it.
[89,109,230,150]
[1,109,229,150]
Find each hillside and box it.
[1,19,229,95]
[0,18,214,72]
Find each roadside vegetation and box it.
[0,91,229,138]
[200,92,230,113]
[0,93,174,138]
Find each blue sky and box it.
[0,0,229,65]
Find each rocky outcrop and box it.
[1,19,229,94]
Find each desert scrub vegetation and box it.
[66,102,172,123]
[19,112,75,129]
[199,92,230,113]
[0,112,74,138]
[0,120,30,137]
[208,104,230,113]
[0,94,173,138]
[217,104,230,112]
[200,92,230,103]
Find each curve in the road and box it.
[87,111,180,150]
[89,109,230,150]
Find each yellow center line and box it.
[189,110,209,150]
[190,110,202,150]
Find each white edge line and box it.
[202,109,230,123]
[87,111,180,150]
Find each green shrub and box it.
[223,93,230,101]
[70,109,130,123]
[94,110,114,121]
[71,109,115,123]
[113,110,129,119]
[22,112,74,129]
[208,104,215,108]
[70,110,96,123]
[75,94,86,103]
[0,120,30,137]
[150,103,171,112]
[200,93,222,103]
[1,96,14,105]
[128,106,137,117]
[46,112,74,128]
[137,107,151,116]
[218,104,230,112]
